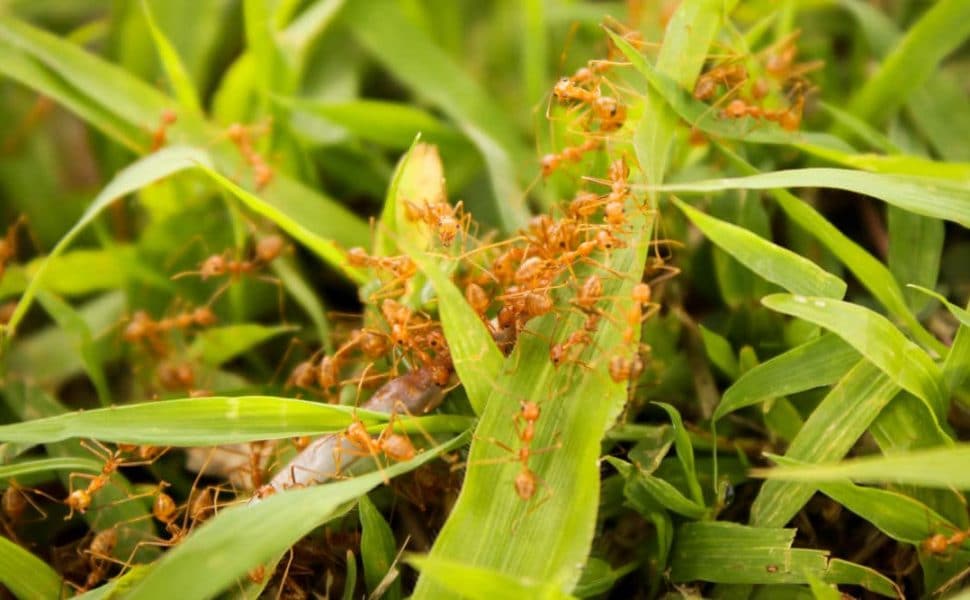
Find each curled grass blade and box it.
[648,169,970,228]
[123,433,468,600]
[670,522,899,597]
[673,198,846,299]
[750,361,899,527]
[753,445,970,489]
[2,146,209,339]
[652,403,703,506]
[0,535,62,600]
[0,397,387,445]
[762,294,947,425]
[714,334,859,421]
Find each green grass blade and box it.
[673,198,847,299]
[0,43,144,151]
[846,0,970,124]
[188,324,296,366]
[408,555,572,600]
[715,146,944,355]
[277,97,466,150]
[140,0,202,114]
[762,294,947,424]
[651,169,970,228]
[888,209,944,313]
[625,472,706,519]
[908,285,970,328]
[123,433,468,600]
[0,397,385,445]
[3,146,208,338]
[770,455,952,545]
[35,290,112,407]
[0,535,62,600]
[3,383,159,563]
[343,0,530,232]
[699,325,739,379]
[7,292,124,388]
[0,456,102,480]
[359,494,402,600]
[402,245,503,416]
[669,522,899,597]
[192,162,366,283]
[714,334,859,421]
[0,14,169,137]
[653,403,703,506]
[271,258,333,352]
[750,361,899,527]
[753,444,970,489]
[943,301,970,393]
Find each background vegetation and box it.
[0,0,969,598]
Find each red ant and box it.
[65,441,163,518]
[150,109,177,151]
[923,526,970,555]
[0,215,27,280]
[403,198,470,247]
[226,122,274,190]
[540,138,601,178]
[693,63,748,101]
[460,395,561,503]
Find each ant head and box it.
[200,255,227,278]
[520,401,541,421]
[540,154,559,178]
[160,109,178,125]
[437,215,459,246]
[632,283,652,305]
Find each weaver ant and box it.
[150,109,177,151]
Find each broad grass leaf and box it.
[750,361,899,527]
[0,397,386,445]
[407,555,572,600]
[673,198,847,299]
[652,169,970,229]
[359,494,402,600]
[753,445,970,489]
[670,522,899,597]
[123,433,468,600]
[888,210,944,313]
[0,535,62,599]
[846,0,970,124]
[3,146,209,338]
[714,334,858,421]
[761,294,946,424]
